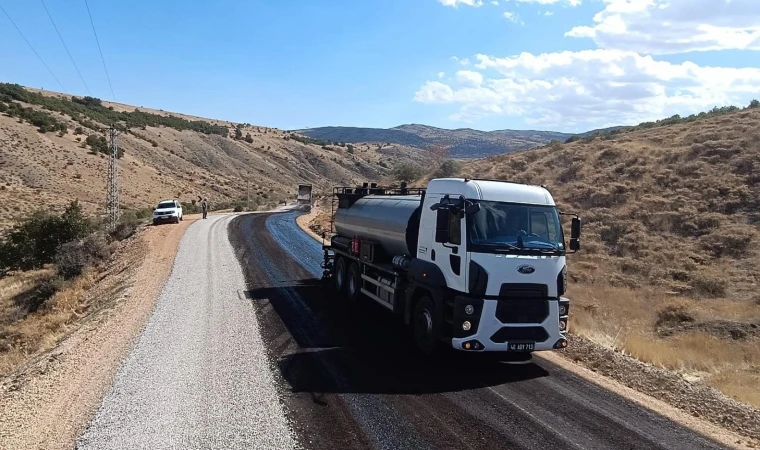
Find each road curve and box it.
[75,214,298,449]
[229,211,729,450]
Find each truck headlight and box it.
[559,304,567,316]
[464,304,474,315]
[462,321,472,331]
[559,319,567,331]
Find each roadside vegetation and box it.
[458,100,760,408]
[0,83,228,136]
[0,202,146,376]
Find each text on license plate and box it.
[508,342,535,352]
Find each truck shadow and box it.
[247,279,550,396]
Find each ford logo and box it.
[517,265,535,275]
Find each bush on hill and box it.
[0,83,228,136]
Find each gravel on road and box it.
[76,214,298,450]
[0,217,195,450]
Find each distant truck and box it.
[297,184,313,211]
[320,178,581,356]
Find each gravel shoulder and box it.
[0,217,196,450]
[76,213,298,449]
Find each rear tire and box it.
[333,257,347,296]
[346,263,361,303]
[413,296,440,356]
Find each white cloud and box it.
[438,71,446,78]
[545,11,554,16]
[491,0,499,5]
[456,70,484,86]
[460,57,471,66]
[566,0,760,54]
[438,0,484,7]
[503,11,526,24]
[414,49,760,130]
[516,0,581,6]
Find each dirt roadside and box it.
[294,206,760,450]
[0,216,197,450]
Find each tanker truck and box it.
[320,178,581,356]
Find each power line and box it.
[0,2,67,93]
[41,0,91,96]
[84,0,115,101]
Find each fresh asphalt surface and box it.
[74,210,728,449]
[229,211,728,450]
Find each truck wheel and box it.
[413,296,439,356]
[333,257,347,295]
[346,263,361,303]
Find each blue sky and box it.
[1,0,758,133]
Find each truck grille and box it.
[495,299,549,324]
[490,326,548,343]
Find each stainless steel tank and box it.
[334,195,422,258]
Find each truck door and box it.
[420,194,467,293]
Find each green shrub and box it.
[434,159,460,178]
[54,232,111,279]
[392,162,423,181]
[0,201,92,275]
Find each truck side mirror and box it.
[464,203,481,215]
[569,217,581,251]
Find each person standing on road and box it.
[201,198,208,219]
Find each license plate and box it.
[507,342,535,352]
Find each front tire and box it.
[413,296,440,356]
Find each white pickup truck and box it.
[152,199,183,225]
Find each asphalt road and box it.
[72,210,729,449]
[229,211,729,450]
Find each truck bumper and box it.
[153,215,178,224]
[450,298,567,353]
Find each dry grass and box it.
[0,268,96,375]
[457,108,760,408]
[567,284,760,408]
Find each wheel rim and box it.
[415,309,433,344]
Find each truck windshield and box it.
[157,202,176,209]
[466,201,564,254]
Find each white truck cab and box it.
[418,178,579,352]
[152,199,183,225]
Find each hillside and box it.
[295,124,575,158]
[459,104,760,407]
[0,84,428,229]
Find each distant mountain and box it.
[293,124,577,158]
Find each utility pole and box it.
[246,180,250,211]
[106,124,120,231]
